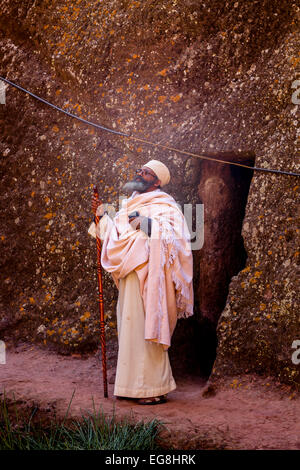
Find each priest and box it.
[89,160,193,405]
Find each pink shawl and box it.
[93,189,193,349]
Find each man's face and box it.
[123,166,159,193]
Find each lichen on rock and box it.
[0,0,299,388]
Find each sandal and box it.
[137,395,167,405]
[115,396,135,401]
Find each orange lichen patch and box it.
[45,293,51,302]
[241,266,250,273]
[254,271,263,278]
[147,109,156,115]
[170,94,182,102]
[230,379,238,388]
[143,84,150,90]
[80,312,91,322]
[44,212,56,219]
[116,87,123,93]
[158,95,167,103]
[72,104,81,113]
[259,303,266,311]
[290,56,300,67]
[29,297,35,304]
[52,125,59,132]
[157,68,167,76]
[46,330,55,336]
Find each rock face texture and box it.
[0,1,299,387]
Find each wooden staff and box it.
[93,185,108,398]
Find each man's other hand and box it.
[92,195,104,217]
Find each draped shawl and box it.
[89,189,193,349]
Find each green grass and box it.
[0,392,164,450]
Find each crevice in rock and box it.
[170,152,255,380]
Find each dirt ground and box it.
[0,343,299,450]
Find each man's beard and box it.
[122,176,154,194]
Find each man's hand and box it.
[91,194,104,217]
[129,216,141,230]
[129,215,152,236]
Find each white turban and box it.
[144,159,170,187]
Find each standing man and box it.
[89,160,193,405]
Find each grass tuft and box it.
[0,392,164,450]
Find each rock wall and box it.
[0,0,299,386]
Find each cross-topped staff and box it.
[92,185,108,398]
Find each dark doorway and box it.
[170,153,255,380]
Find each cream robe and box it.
[114,270,176,398]
[88,189,193,397]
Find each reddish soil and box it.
[0,343,299,450]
